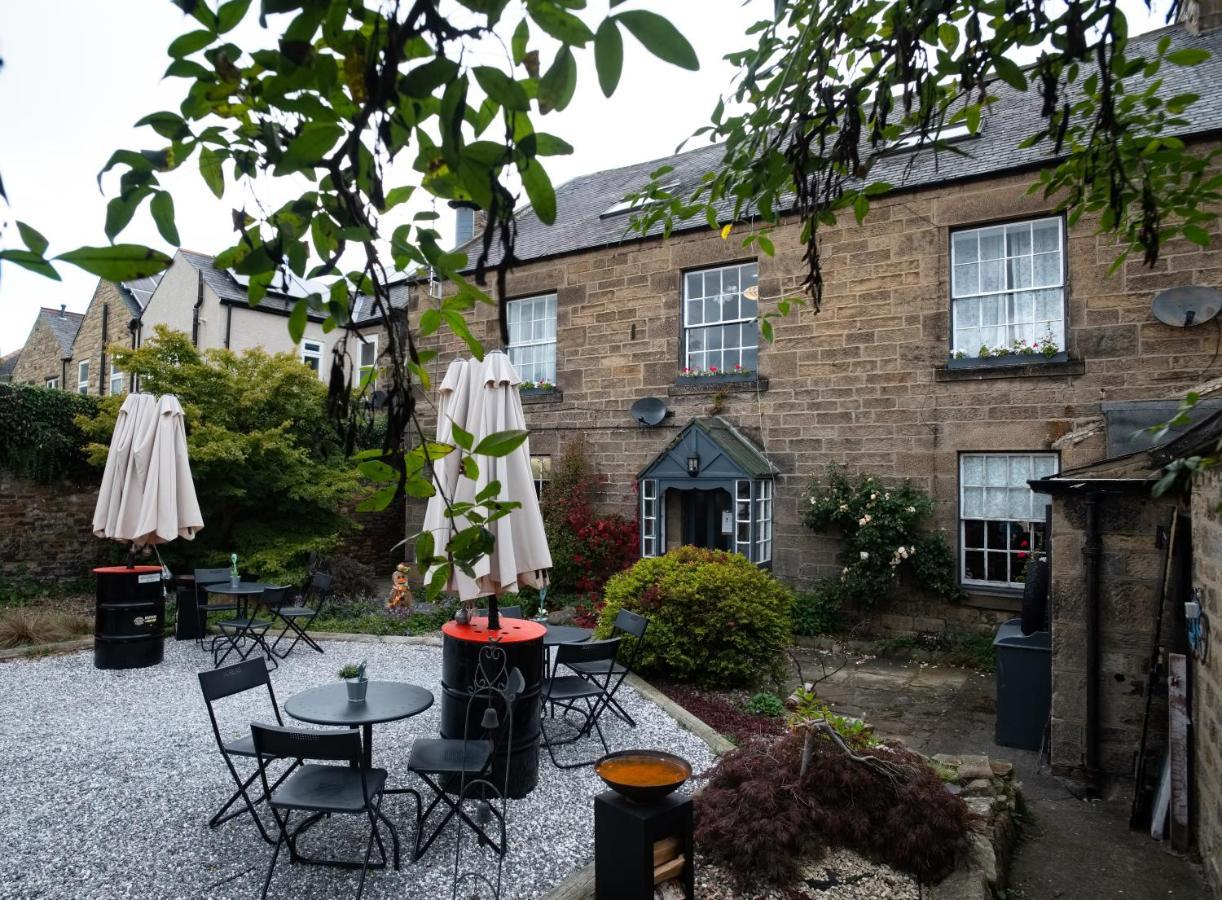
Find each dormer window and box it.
[889,122,975,152]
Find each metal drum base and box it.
[95,635,165,670]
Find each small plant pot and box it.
[229,575,240,587]
[346,678,368,704]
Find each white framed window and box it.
[960,453,1058,589]
[507,294,557,384]
[683,262,759,374]
[358,336,378,385]
[301,339,323,376]
[45,377,59,390]
[641,479,659,558]
[77,361,90,395]
[755,479,773,563]
[530,455,551,498]
[109,366,126,396]
[735,480,753,559]
[951,217,1065,356]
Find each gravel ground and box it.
[0,639,715,900]
[696,849,919,899]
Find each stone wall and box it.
[339,493,408,575]
[68,281,137,397]
[1047,493,1177,781]
[0,472,109,582]
[1190,469,1222,895]
[11,309,78,387]
[401,163,1220,631]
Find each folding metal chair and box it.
[564,609,648,727]
[194,567,234,650]
[251,724,399,900]
[270,573,332,659]
[540,638,621,769]
[475,605,522,619]
[197,659,299,844]
[408,646,523,862]
[214,586,285,669]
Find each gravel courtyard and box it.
[0,638,716,900]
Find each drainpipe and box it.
[1082,493,1102,793]
[191,270,204,346]
[224,304,233,349]
[100,304,109,393]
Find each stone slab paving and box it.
[0,640,715,900]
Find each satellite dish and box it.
[630,396,668,427]
[1152,285,1222,328]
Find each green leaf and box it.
[594,19,624,97]
[522,133,574,157]
[1183,224,1211,247]
[538,46,577,113]
[278,122,344,171]
[216,0,250,33]
[415,531,435,567]
[511,19,529,66]
[614,10,698,71]
[452,423,474,451]
[105,190,150,242]
[288,298,309,342]
[199,146,225,198]
[519,159,556,224]
[1167,48,1210,67]
[854,193,870,225]
[462,455,479,480]
[168,29,214,59]
[473,66,530,111]
[150,192,181,246]
[965,104,981,134]
[528,1,594,46]
[358,459,399,482]
[357,485,398,512]
[0,249,60,280]
[992,56,1028,91]
[938,23,959,52]
[56,245,173,280]
[16,221,48,256]
[473,429,529,457]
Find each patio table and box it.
[284,680,434,769]
[206,581,283,664]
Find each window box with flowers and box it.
[519,379,561,403]
[676,364,757,384]
[948,333,1068,369]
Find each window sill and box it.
[935,354,1084,382]
[959,590,1023,614]
[520,387,563,405]
[668,375,769,396]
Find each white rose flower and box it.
[859,551,869,560]
[907,506,916,514]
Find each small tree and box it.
[77,327,360,581]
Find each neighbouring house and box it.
[401,19,1222,643]
[0,350,19,384]
[10,305,84,389]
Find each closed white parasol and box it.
[92,393,204,548]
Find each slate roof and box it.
[0,350,20,381]
[450,23,1222,270]
[176,250,326,321]
[639,415,777,479]
[117,273,165,317]
[36,307,84,358]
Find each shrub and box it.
[792,581,843,636]
[598,546,794,687]
[541,437,638,599]
[0,384,98,482]
[658,683,786,746]
[326,555,379,598]
[747,692,786,717]
[696,732,973,886]
[802,466,962,610]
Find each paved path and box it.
[786,649,1211,900]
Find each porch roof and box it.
[637,416,776,481]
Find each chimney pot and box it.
[59,304,66,318]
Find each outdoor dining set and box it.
[190,564,649,900]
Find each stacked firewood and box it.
[652,835,686,900]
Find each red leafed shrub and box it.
[696,732,973,886]
[657,683,785,746]
[542,438,638,600]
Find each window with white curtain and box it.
[959,453,1058,588]
[641,479,659,557]
[683,262,759,373]
[77,361,90,395]
[950,217,1065,355]
[358,336,378,385]
[109,366,126,396]
[755,479,773,563]
[507,294,557,383]
[530,455,551,498]
[735,480,752,558]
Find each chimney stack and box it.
[59,304,66,319]
[1181,0,1222,33]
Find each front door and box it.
[680,488,733,552]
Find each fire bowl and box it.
[594,750,692,804]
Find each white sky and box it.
[0,0,1168,354]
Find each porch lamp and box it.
[686,454,700,477]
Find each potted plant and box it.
[339,660,368,703]
[676,364,756,383]
[519,379,557,397]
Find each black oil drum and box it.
[94,565,165,670]
[440,617,545,799]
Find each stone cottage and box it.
[10,306,85,389]
[399,21,1222,640]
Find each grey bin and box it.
[993,618,1052,751]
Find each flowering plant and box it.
[519,379,555,391]
[957,332,1060,362]
[679,363,755,378]
[802,466,961,610]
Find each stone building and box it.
[10,306,84,389]
[401,22,1222,638]
[0,350,20,384]
[64,277,156,396]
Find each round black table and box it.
[205,581,280,597]
[284,681,434,768]
[543,624,593,646]
[205,582,283,666]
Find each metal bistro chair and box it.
[214,586,286,670]
[251,724,396,900]
[194,567,235,650]
[564,610,648,727]
[540,637,622,769]
[270,573,332,659]
[475,605,523,620]
[197,659,300,844]
[408,645,523,863]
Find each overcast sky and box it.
[0,0,1167,354]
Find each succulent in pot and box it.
[339,660,368,703]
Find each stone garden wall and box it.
[1189,469,1222,896]
[0,472,110,581]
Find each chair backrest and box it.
[199,657,271,702]
[612,609,648,640]
[260,585,291,612]
[251,723,361,764]
[194,567,231,587]
[303,572,333,610]
[554,637,621,668]
[477,605,522,620]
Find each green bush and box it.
[792,582,843,636]
[747,692,786,717]
[598,546,794,687]
[0,384,98,482]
